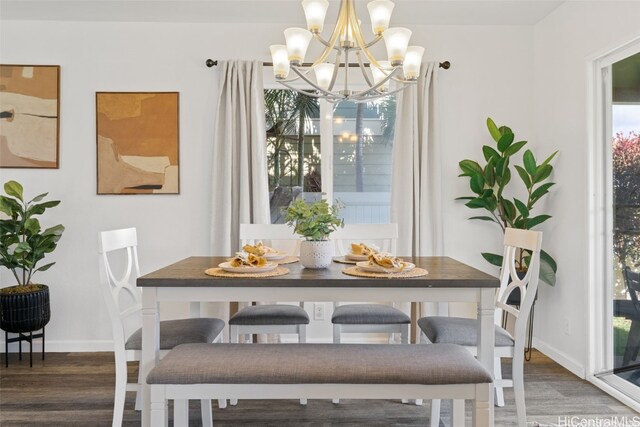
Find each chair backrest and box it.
[625,267,640,315]
[239,224,302,256]
[495,227,543,355]
[331,223,399,256]
[98,228,142,352]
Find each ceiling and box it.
[0,0,565,25]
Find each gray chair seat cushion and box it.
[418,316,514,347]
[332,304,411,325]
[147,343,493,385]
[125,318,225,350]
[229,304,309,326]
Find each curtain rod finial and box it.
[206,59,217,67]
[439,61,450,70]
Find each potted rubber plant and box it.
[285,199,343,269]
[457,118,558,286]
[0,181,64,334]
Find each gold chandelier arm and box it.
[290,66,343,100]
[311,1,347,67]
[328,51,342,92]
[276,80,341,100]
[276,65,315,84]
[312,32,340,50]
[354,67,404,98]
[351,82,413,103]
[347,0,384,69]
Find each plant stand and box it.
[4,327,45,368]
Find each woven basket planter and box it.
[0,285,51,333]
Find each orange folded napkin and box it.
[242,241,278,256]
[351,243,379,256]
[230,252,268,268]
[368,253,406,270]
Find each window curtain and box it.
[390,62,444,339]
[209,60,270,340]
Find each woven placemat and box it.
[275,256,299,265]
[342,266,428,279]
[204,267,289,278]
[333,256,357,265]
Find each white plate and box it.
[219,261,278,273]
[263,252,288,260]
[345,253,370,261]
[355,261,415,274]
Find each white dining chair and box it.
[230,223,309,405]
[99,227,226,427]
[419,227,542,427]
[330,223,412,405]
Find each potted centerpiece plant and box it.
[457,118,558,286]
[285,199,343,269]
[0,181,64,334]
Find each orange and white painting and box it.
[96,92,179,194]
[0,65,60,168]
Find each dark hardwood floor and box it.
[0,350,637,426]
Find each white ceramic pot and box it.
[299,240,334,269]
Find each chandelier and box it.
[269,0,424,102]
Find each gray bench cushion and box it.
[229,304,309,326]
[125,318,225,350]
[418,316,514,347]
[331,304,411,325]
[147,343,493,385]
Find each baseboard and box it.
[533,337,586,378]
[1,340,114,353]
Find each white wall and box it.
[0,20,535,350]
[532,1,640,377]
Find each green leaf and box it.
[503,140,528,157]
[482,252,503,267]
[14,241,31,254]
[496,157,507,177]
[484,162,496,187]
[498,125,513,135]
[497,132,515,153]
[514,165,532,188]
[4,181,24,201]
[470,174,485,194]
[541,150,558,167]
[500,167,511,188]
[531,182,555,202]
[42,224,65,237]
[469,216,498,223]
[482,145,500,162]
[455,196,475,201]
[28,200,61,216]
[502,199,516,221]
[539,257,556,286]
[35,262,55,272]
[24,218,41,234]
[523,150,536,175]
[527,214,551,228]
[514,198,530,218]
[459,160,483,176]
[533,164,553,183]
[465,198,488,209]
[486,117,501,143]
[540,249,557,273]
[28,192,49,204]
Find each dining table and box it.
[137,256,500,426]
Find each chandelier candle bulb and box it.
[367,0,395,35]
[302,0,329,33]
[270,45,291,79]
[284,27,313,65]
[382,27,412,66]
[371,60,391,92]
[402,46,424,80]
[314,63,335,90]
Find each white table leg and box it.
[142,287,160,427]
[477,288,495,426]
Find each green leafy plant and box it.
[284,199,343,241]
[0,181,65,291]
[457,118,558,286]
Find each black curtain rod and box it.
[205,59,451,70]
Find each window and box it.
[264,89,396,224]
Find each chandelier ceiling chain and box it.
[269,0,424,103]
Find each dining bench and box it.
[147,343,493,426]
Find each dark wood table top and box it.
[138,256,499,289]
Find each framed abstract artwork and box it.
[0,64,60,168]
[96,92,180,194]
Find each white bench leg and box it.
[150,385,168,427]
[174,399,188,427]
[400,323,410,404]
[430,399,441,427]
[113,354,127,427]
[201,399,213,427]
[332,324,341,405]
[452,399,465,427]
[134,360,144,411]
[472,384,492,427]
[298,324,308,406]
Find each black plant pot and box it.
[0,285,51,333]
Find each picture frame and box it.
[0,64,60,169]
[96,91,180,195]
